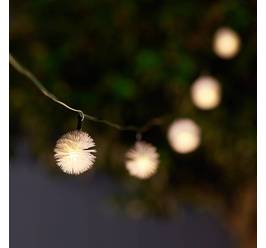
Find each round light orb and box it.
[125,141,159,179]
[54,130,96,175]
[167,119,201,154]
[191,75,221,110]
[213,27,241,59]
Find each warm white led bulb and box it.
[191,76,221,110]
[54,130,96,175]
[125,141,159,179]
[167,119,201,154]
[213,27,241,59]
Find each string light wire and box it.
[9,53,164,134]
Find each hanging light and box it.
[191,75,221,110]
[213,27,241,59]
[54,114,96,175]
[54,130,96,175]
[167,119,201,154]
[125,141,159,179]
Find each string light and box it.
[125,141,159,179]
[191,75,221,110]
[167,119,201,154]
[10,54,205,176]
[213,27,241,59]
[54,130,96,175]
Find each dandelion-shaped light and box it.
[125,141,159,179]
[54,130,96,175]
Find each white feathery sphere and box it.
[54,130,96,175]
[125,141,159,179]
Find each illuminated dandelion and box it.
[125,141,159,179]
[167,119,201,154]
[191,75,221,110]
[54,130,96,175]
[213,27,241,59]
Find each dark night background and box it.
[10,0,256,247]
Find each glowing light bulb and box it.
[125,141,159,179]
[167,119,201,154]
[191,76,221,110]
[54,130,96,175]
[213,27,241,59]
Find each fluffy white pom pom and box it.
[125,141,159,179]
[54,130,96,175]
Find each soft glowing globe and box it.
[167,119,201,154]
[191,75,221,110]
[213,27,241,59]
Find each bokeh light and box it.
[167,119,201,154]
[191,75,221,110]
[213,27,241,59]
[125,141,159,179]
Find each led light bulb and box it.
[191,75,221,110]
[54,130,96,175]
[125,141,159,179]
[213,27,241,59]
[167,119,201,153]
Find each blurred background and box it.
[10,0,257,247]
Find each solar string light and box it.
[9,54,165,177]
[9,51,226,177]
